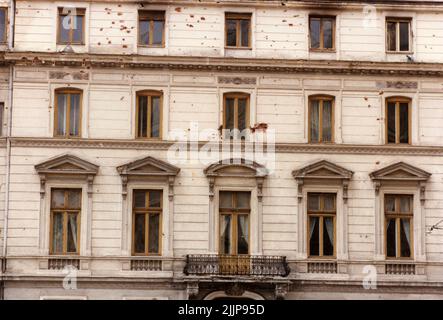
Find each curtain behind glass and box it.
[322,100,332,142]
[310,100,320,142]
[57,94,68,136]
[237,215,249,254]
[70,93,80,136]
[67,214,78,253]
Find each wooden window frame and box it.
[0,8,7,44]
[57,7,85,45]
[135,90,163,140]
[224,12,252,49]
[219,191,251,256]
[131,189,163,256]
[138,10,166,47]
[308,95,335,143]
[307,193,337,258]
[385,97,411,145]
[386,17,412,53]
[309,15,336,52]
[222,92,250,135]
[54,88,83,138]
[384,194,414,260]
[49,188,82,255]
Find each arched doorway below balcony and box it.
[203,291,265,300]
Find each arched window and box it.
[386,97,411,144]
[136,90,163,139]
[54,88,82,138]
[308,95,334,143]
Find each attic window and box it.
[386,18,411,52]
[57,7,85,45]
[138,11,165,47]
[0,8,7,43]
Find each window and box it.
[225,13,251,48]
[309,16,335,51]
[132,190,162,255]
[0,102,4,136]
[54,89,82,138]
[223,93,249,138]
[50,189,81,255]
[386,97,411,144]
[136,91,162,139]
[386,18,411,52]
[219,191,250,255]
[309,96,334,143]
[57,7,85,44]
[138,11,165,47]
[308,193,336,258]
[385,194,413,259]
[0,8,6,43]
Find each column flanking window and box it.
[386,97,411,144]
[386,18,411,52]
[54,89,82,138]
[309,96,334,143]
[136,91,162,139]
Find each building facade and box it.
[0,0,443,300]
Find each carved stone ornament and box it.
[218,76,257,85]
[225,283,245,297]
[186,282,199,299]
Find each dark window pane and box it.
[399,103,409,143]
[240,19,250,47]
[309,216,320,256]
[134,190,146,208]
[386,218,397,257]
[153,20,164,45]
[57,94,68,136]
[149,190,161,208]
[387,102,396,143]
[224,98,235,131]
[72,15,83,43]
[220,215,232,254]
[237,215,249,254]
[220,191,233,208]
[238,98,247,132]
[226,20,237,46]
[151,96,160,138]
[139,20,150,45]
[323,19,333,49]
[59,15,71,43]
[310,100,320,142]
[323,217,334,256]
[134,214,146,253]
[387,22,397,51]
[0,9,6,42]
[52,212,64,253]
[137,96,148,137]
[322,100,332,142]
[236,192,251,209]
[148,213,160,253]
[308,194,320,211]
[51,189,65,208]
[67,190,81,209]
[310,18,320,48]
[67,214,78,253]
[400,219,411,257]
[399,22,409,51]
[69,93,81,136]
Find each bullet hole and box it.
[201,17,206,20]
[175,7,182,12]
[100,28,103,31]
[117,12,123,16]
[282,19,287,22]
[376,161,380,165]
[289,23,293,26]
[108,41,112,44]
[122,44,128,48]
[187,24,194,28]
[364,97,368,101]
[190,14,194,18]
[97,42,101,45]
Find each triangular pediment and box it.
[292,160,353,180]
[117,156,180,177]
[204,158,268,178]
[370,162,431,181]
[35,154,99,175]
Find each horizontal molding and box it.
[8,137,443,156]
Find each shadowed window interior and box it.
[138,11,165,46]
[225,12,251,48]
[54,89,82,138]
[385,194,413,259]
[308,193,336,257]
[309,96,334,143]
[219,191,251,255]
[0,102,4,136]
[133,190,162,255]
[0,8,6,43]
[50,189,81,255]
[386,97,410,144]
[386,18,411,52]
[57,7,85,44]
[223,93,250,139]
[309,16,335,50]
[136,91,162,139]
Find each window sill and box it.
[386,51,413,55]
[225,46,252,50]
[138,44,165,48]
[309,49,336,53]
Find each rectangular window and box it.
[386,98,410,144]
[0,102,4,136]
[386,18,411,52]
[225,13,251,48]
[50,189,81,255]
[57,8,85,44]
[132,190,162,255]
[54,89,82,138]
[308,193,336,258]
[136,91,162,139]
[309,96,334,143]
[219,191,250,255]
[138,11,165,47]
[223,93,249,139]
[309,16,335,51]
[0,8,6,43]
[385,194,413,259]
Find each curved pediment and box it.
[35,154,99,176]
[204,158,268,178]
[117,156,180,177]
[369,162,431,181]
[292,160,353,180]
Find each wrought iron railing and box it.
[184,254,290,277]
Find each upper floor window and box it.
[225,12,251,48]
[0,102,4,136]
[386,18,411,52]
[136,91,162,139]
[0,8,7,43]
[308,193,336,258]
[133,190,162,255]
[386,97,411,144]
[54,89,82,138]
[223,93,250,139]
[57,7,85,45]
[385,194,413,259]
[309,16,335,51]
[138,10,165,47]
[50,189,81,255]
[309,96,334,143]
